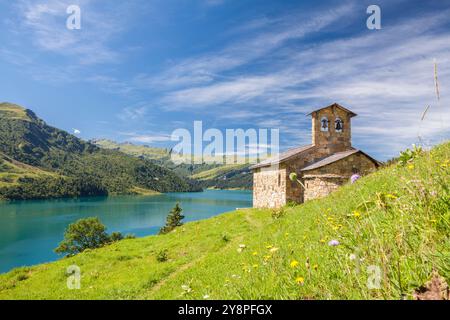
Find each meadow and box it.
[0,142,448,299]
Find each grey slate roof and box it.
[306,103,357,117]
[249,144,314,170]
[301,149,380,171]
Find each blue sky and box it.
[0,0,449,160]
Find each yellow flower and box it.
[290,260,299,268]
[320,239,326,243]
[263,255,271,261]
[265,245,273,249]
[284,232,289,237]
[313,264,318,270]
[252,251,258,256]
[295,277,305,285]
[353,211,361,218]
[332,226,339,231]
[252,264,259,268]
[407,164,414,170]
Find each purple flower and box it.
[351,174,361,184]
[328,240,340,246]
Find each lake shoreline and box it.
[0,189,252,273]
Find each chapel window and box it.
[335,117,343,132]
[320,117,329,132]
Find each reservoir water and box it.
[0,190,252,273]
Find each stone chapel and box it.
[250,103,380,208]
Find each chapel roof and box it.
[301,149,380,171]
[306,103,357,118]
[249,144,314,170]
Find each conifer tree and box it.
[159,203,185,234]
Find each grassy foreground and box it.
[0,142,448,300]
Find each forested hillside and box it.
[0,103,201,200]
[93,139,253,190]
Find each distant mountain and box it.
[92,139,253,190]
[0,103,201,200]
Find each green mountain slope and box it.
[0,152,60,186]
[1,142,448,299]
[93,139,253,190]
[0,103,201,200]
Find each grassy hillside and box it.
[0,152,59,187]
[0,103,200,199]
[0,142,448,299]
[93,139,253,190]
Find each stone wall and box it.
[302,152,378,202]
[303,176,347,201]
[253,165,287,208]
[311,106,352,153]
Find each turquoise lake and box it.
[0,190,252,274]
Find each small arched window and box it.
[335,117,343,132]
[320,117,329,132]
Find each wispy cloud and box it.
[119,132,172,144]
[141,4,355,90]
[150,5,450,157]
[12,0,123,64]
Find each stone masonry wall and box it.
[253,165,287,208]
[312,106,352,154]
[303,152,378,202]
[303,176,347,201]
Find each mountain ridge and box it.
[0,103,201,200]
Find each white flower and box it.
[349,254,357,261]
[328,239,340,246]
[203,294,210,299]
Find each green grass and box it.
[190,164,249,180]
[93,139,170,160]
[0,152,59,188]
[0,103,30,121]
[0,142,448,299]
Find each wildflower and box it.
[328,239,340,246]
[351,174,361,184]
[181,285,193,294]
[320,239,326,243]
[252,251,258,256]
[313,264,318,270]
[252,264,259,268]
[407,164,414,170]
[203,294,210,299]
[349,254,357,261]
[237,244,246,253]
[295,277,305,285]
[263,255,271,261]
[265,245,273,249]
[353,211,361,218]
[290,260,299,268]
[269,247,279,253]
